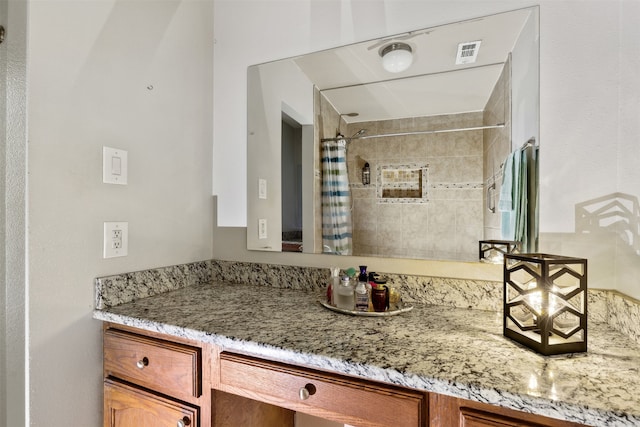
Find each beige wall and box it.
[4,0,214,424]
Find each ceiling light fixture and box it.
[379,42,413,73]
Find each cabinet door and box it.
[104,379,199,427]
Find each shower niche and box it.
[377,164,428,202]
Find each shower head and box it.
[351,129,367,139]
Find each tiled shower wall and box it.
[317,60,510,261]
[483,59,512,240]
[345,114,484,261]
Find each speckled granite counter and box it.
[94,280,640,427]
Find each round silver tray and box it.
[319,301,413,317]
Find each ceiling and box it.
[293,8,533,124]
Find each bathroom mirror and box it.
[247,7,539,262]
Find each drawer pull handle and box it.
[177,416,190,427]
[298,383,316,400]
[136,357,149,369]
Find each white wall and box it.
[212,0,640,298]
[3,0,214,424]
[615,0,640,298]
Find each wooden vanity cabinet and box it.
[101,324,587,427]
[102,324,212,427]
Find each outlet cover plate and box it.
[104,222,128,258]
[258,218,267,239]
[258,178,267,199]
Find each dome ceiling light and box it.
[379,42,413,73]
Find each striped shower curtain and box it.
[321,138,352,255]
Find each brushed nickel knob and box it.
[177,416,190,427]
[136,357,149,369]
[298,383,316,400]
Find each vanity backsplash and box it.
[95,260,212,309]
[95,259,640,345]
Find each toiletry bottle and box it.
[326,273,332,304]
[362,162,370,185]
[355,266,369,311]
[335,276,355,310]
[354,280,368,312]
[358,265,368,283]
[367,272,378,311]
[328,267,340,305]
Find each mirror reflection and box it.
[247,7,539,262]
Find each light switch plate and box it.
[103,222,128,258]
[103,146,128,185]
[258,178,267,199]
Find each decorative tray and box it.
[319,301,413,317]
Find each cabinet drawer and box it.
[104,329,201,398]
[429,393,586,427]
[218,352,425,427]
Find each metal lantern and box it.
[503,253,587,356]
[479,240,521,264]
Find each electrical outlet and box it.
[112,229,123,249]
[258,218,267,239]
[104,222,128,258]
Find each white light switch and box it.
[103,147,128,185]
[111,156,122,175]
[258,178,267,199]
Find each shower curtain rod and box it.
[321,123,505,142]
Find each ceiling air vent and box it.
[455,40,481,65]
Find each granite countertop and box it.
[93,281,640,427]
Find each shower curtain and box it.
[321,138,352,255]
